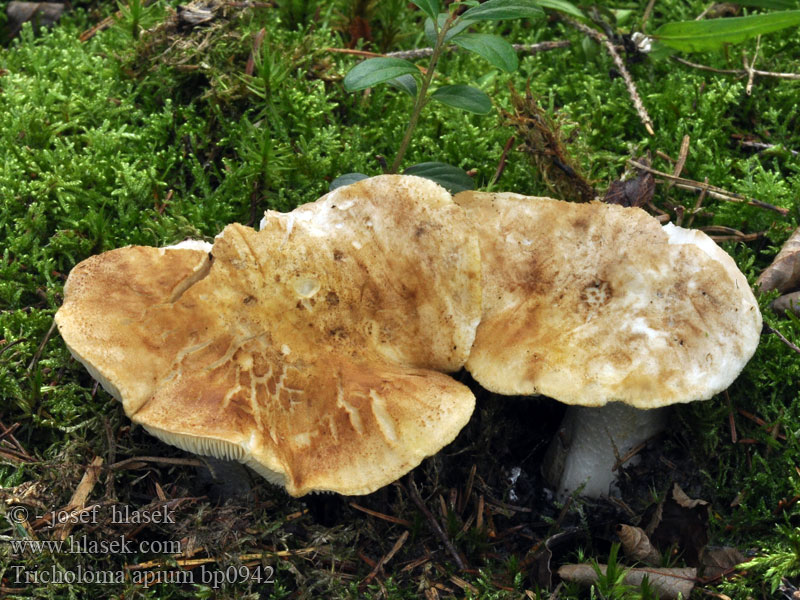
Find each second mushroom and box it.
[454,191,762,498]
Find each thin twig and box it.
[743,35,761,96]
[739,140,799,157]
[55,457,104,541]
[0,420,34,461]
[362,531,409,586]
[0,338,27,360]
[329,40,570,61]
[695,2,714,20]
[628,159,789,215]
[110,455,207,470]
[406,474,466,571]
[673,135,690,180]
[686,177,707,227]
[26,320,57,372]
[707,232,764,242]
[562,17,654,135]
[349,502,412,527]
[764,324,800,355]
[641,0,658,32]
[489,136,515,188]
[673,56,800,80]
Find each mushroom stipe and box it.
[55,175,761,498]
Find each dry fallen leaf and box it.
[673,482,709,509]
[757,226,800,294]
[7,2,65,38]
[558,563,696,599]
[699,545,747,580]
[0,481,48,510]
[648,483,710,566]
[603,167,655,209]
[772,291,800,317]
[617,523,661,565]
[528,528,588,590]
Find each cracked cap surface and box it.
[55,175,481,496]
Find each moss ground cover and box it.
[1,1,799,597]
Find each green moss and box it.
[1,0,800,597]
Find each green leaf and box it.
[329,173,369,191]
[652,11,800,52]
[453,33,518,72]
[431,85,492,114]
[424,13,472,45]
[410,0,441,20]
[459,0,543,23]
[386,74,418,97]
[536,0,584,18]
[343,58,419,92]
[732,0,799,8]
[403,162,474,193]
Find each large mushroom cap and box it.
[454,191,762,408]
[56,175,482,496]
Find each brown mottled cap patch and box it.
[454,191,761,409]
[56,175,481,496]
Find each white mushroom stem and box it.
[543,402,668,498]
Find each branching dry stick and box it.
[627,159,789,216]
[739,140,800,157]
[406,473,466,571]
[673,56,800,80]
[562,17,654,135]
[764,324,800,356]
[362,530,410,585]
[743,35,762,96]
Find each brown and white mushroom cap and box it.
[55,175,482,496]
[454,191,761,409]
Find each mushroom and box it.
[453,191,762,498]
[55,175,483,496]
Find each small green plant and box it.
[740,520,800,593]
[338,0,578,191]
[590,543,658,600]
[118,0,146,40]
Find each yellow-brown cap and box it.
[56,175,481,496]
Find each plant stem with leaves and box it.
[389,14,455,173]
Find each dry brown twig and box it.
[672,135,691,181]
[349,501,412,527]
[673,56,800,81]
[700,225,766,243]
[109,455,207,470]
[738,140,799,157]
[561,17,654,135]
[362,531,410,586]
[640,0,658,32]
[628,159,789,215]
[55,456,104,541]
[406,473,466,571]
[743,35,762,96]
[686,177,708,227]
[0,420,35,463]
